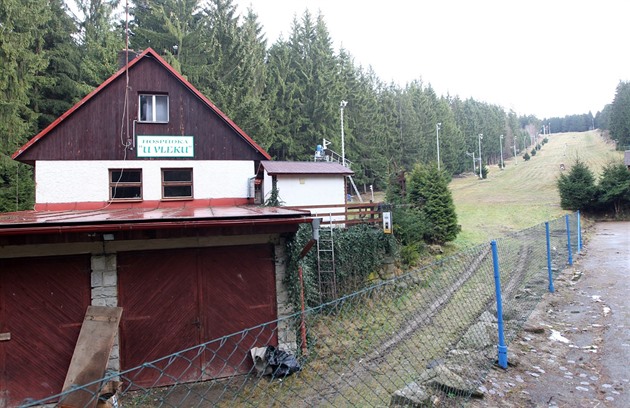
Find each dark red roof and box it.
[0,206,310,236]
[12,48,271,161]
[259,161,354,176]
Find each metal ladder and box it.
[347,175,363,202]
[317,216,337,303]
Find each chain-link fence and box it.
[20,213,581,408]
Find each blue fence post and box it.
[545,222,555,293]
[491,240,508,369]
[577,210,582,253]
[565,214,573,266]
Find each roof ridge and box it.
[12,48,270,161]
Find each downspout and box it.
[297,218,321,356]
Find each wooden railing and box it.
[283,202,385,227]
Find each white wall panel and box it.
[35,160,255,203]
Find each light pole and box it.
[478,134,483,179]
[466,151,476,174]
[436,122,442,171]
[513,143,517,165]
[340,100,347,167]
[499,134,504,169]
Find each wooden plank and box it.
[58,306,123,408]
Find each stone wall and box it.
[91,254,120,372]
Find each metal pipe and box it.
[513,143,517,165]
[491,240,508,369]
[565,214,573,265]
[340,100,347,167]
[298,265,308,356]
[545,222,555,293]
[436,122,441,171]
[499,134,504,169]
[577,210,582,253]
[478,134,483,179]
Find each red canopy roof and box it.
[0,206,310,236]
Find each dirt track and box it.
[470,221,629,407]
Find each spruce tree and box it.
[557,158,597,211]
[609,81,630,148]
[0,0,49,211]
[407,163,460,245]
[597,160,630,217]
[32,0,84,132]
[72,0,124,89]
[130,0,205,75]
[264,39,301,159]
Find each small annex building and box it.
[0,48,311,406]
[257,161,354,223]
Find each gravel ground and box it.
[469,221,629,408]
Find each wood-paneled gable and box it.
[15,52,268,163]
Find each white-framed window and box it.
[162,168,193,199]
[109,169,142,201]
[139,94,169,122]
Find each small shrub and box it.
[530,149,537,156]
[523,152,531,161]
[400,243,421,266]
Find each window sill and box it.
[109,198,143,203]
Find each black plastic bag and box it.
[265,345,301,377]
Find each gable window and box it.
[139,94,168,122]
[162,168,193,199]
[110,169,142,200]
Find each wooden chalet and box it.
[0,48,311,406]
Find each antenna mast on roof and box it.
[124,0,130,149]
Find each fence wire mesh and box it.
[19,214,580,408]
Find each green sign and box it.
[137,135,194,158]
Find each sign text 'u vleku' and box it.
[136,135,194,158]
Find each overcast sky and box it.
[233,0,629,119]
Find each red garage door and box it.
[0,255,91,408]
[118,244,277,387]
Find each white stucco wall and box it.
[35,160,255,203]
[263,173,346,207]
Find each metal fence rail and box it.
[20,213,580,408]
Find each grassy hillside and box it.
[450,131,622,247]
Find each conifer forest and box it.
[1,0,627,213]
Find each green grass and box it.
[450,131,622,248]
